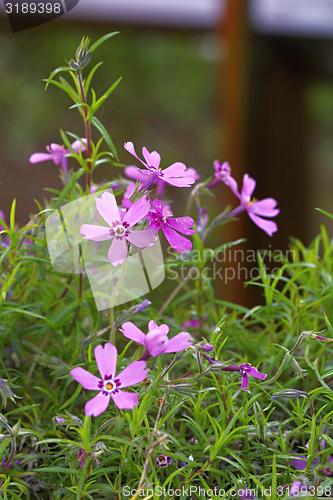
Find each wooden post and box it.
[219,0,249,304]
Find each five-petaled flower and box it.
[70,343,148,416]
[124,142,196,190]
[218,164,279,236]
[121,320,192,358]
[29,139,87,172]
[80,191,156,266]
[147,199,195,254]
[222,363,267,391]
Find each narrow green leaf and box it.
[89,32,119,53]
[91,116,119,161]
[88,76,122,117]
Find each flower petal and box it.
[121,322,146,345]
[251,198,280,217]
[167,216,195,236]
[240,373,249,391]
[29,153,53,164]
[123,196,150,227]
[108,239,128,266]
[247,366,267,380]
[148,320,169,335]
[124,166,147,183]
[124,141,147,167]
[162,225,192,253]
[126,228,156,248]
[71,138,87,153]
[70,367,101,390]
[80,224,111,241]
[96,192,120,226]
[241,174,256,199]
[142,147,161,168]
[94,343,117,379]
[248,212,278,237]
[117,360,148,388]
[85,392,110,416]
[111,390,138,409]
[164,332,193,353]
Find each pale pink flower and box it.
[80,191,156,266]
[121,320,192,358]
[70,343,148,416]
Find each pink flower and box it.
[70,343,148,416]
[124,142,196,190]
[121,320,193,358]
[29,139,87,172]
[147,199,195,253]
[207,161,231,189]
[80,191,156,266]
[222,363,267,391]
[220,165,279,236]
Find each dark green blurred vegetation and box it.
[0,24,219,222]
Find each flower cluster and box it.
[28,139,272,416]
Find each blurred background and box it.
[1,0,333,302]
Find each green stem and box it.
[77,71,93,188]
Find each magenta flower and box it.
[80,191,156,266]
[126,162,199,198]
[121,320,192,358]
[29,139,87,172]
[219,164,279,236]
[147,199,195,253]
[124,142,196,190]
[207,161,232,189]
[222,363,267,391]
[70,343,148,416]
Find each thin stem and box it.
[77,71,93,188]
[109,307,115,343]
[264,331,311,385]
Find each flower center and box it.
[109,220,130,240]
[99,376,121,395]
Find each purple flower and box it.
[80,191,156,266]
[290,480,304,496]
[147,199,195,254]
[239,489,256,499]
[70,343,148,416]
[291,439,330,471]
[29,139,87,172]
[156,455,172,468]
[121,320,192,358]
[200,343,214,352]
[124,142,196,190]
[222,363,267,391]
[220,165,279,236]
[54,416,65,424]
[181,319,201,330]
[204,355,219,365]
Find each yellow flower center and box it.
[105,382,114,391]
